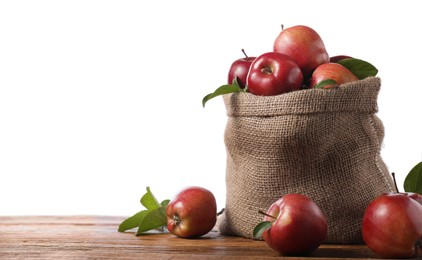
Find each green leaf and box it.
[337,58,378,79]
[232,77,249,92]
[232,77,241,88]
[140,187,160,210]
[161,199,170,207]
[404,162,422,193]
[136,206,168,235]
[202,84,243,107]
[313,79,337,89]
[118,186,170,235]
[118,210,148,232]
[253,221,273,240]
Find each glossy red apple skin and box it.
[273,25,329,77]
[362,192,422,258]
[228,56,256,88]
[309,62,358,89]
[246,52,303,96]
[166,186,217,238]
[263,194,328,256]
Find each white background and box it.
[1,0,421,216]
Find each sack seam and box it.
[367,114,394,192]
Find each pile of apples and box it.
[202,25,377,106]
[229,24,367,94]
[165,186,422,258]
[121,185,422,258]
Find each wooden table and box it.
[0,215,405,259]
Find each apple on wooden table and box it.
[362,192,422,258]
[362,165,422,259]
[166,186,217,238]
[254,193,328,256]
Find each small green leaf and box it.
[118,210,148,232]
[118,186,170,235]
[404,162,422,193]
[202,84,243,107]
[136,206,168,235]
[253,221,273,240]
[313,79,337,89]
[161,199,170,207]
[232,77,241,88]
[231,76,249,92]
[140,187,160,210]
[337,58,378,79]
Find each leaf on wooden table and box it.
[136,207,168,235]
[118,210,148,232]
[140,187,160,210]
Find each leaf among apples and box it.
[311,58,378,89]
[202,78,246,107]
[336,58,378,79]
[312,79,337,89]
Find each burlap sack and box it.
[218,77,396,244]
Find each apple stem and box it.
[391,172,400,192]
[281,24,284,31]
[261,67,273,74]
[258,210,277,220]
[241,49,250,61]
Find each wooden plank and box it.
[0,215,393,259]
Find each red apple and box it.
[246,52,303,96]
[262,194,328,256]
[166,186,217,238]
[273,25,329,77]
[227,49,256,88]
[362,192,422,258]
[329,55,352,63]
[309,62,358,89]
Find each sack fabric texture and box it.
[218,77,396,244]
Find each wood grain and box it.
[0,215,398,259]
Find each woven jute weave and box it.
[218,77,396,243]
